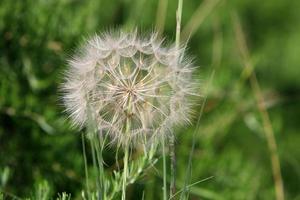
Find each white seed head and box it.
[61,30,198,146]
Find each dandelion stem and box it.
[94,135,105,199]
[81,133,90,198]
[122,99,132,200]
[90,138,100,197]
[122,145,129,200]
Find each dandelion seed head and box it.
[61,30,198,146]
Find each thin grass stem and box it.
[180,70,215,200]
[169,134,176,196]
[162,137,168,200]
[156,0,169,35]
[175,0,183,48]
[232,13,284,200]
[182,0,221,42]
[169,0,183,196]
[170,176,214,200]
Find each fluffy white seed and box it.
[61,30,198,146]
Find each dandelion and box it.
[61,30,197,147]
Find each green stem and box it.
[86,102,105,198]
[162,138,168,200]
[122,99,132,200]
[122,145,129,200]
[169,0,183,197]
[169,134,176,196]
[90,138,100,197]
[81,134,90,199]
[93,136,105,199]
[175,0,183,48]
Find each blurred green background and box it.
[0,0,299,199]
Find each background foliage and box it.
[0,0,299,199]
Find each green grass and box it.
[1,0,300,199]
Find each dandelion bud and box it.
[61,30,197,146]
